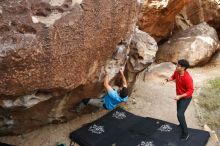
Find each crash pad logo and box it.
[112,111,126,119]
[138,141,155,146]
[158,124,172,132]
[88,124,105,134]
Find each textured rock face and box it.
[127,27,158,84]
[128,28,158,72]
[156,23,220,66]
[0,0,137,96]
[137,0,190,41]
[0,0,138,135]
[176,0,220,36]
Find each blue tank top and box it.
[103,89,128,110]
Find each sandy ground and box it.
[0,65,220,146]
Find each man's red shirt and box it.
[171,71,194,98]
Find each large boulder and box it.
[175,0,220,37]
[0,0,138,135]
[156,22,220,66]
[127,27,158,85]
[0,0,137,96]
[137,0,190,41]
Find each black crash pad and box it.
[69,108,210,146]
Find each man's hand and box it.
[162,78,169,85]
[119,68,124,74]
[174,95,181,100]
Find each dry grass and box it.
[197,77,220,137]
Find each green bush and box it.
[197,77,220,136]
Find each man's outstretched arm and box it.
[104,74,113,91]
[119,68,127,88]
[166,72,176,82]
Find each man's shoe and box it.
[82,98,90,105]
[180,134,190,141]
[76,102,86,113]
